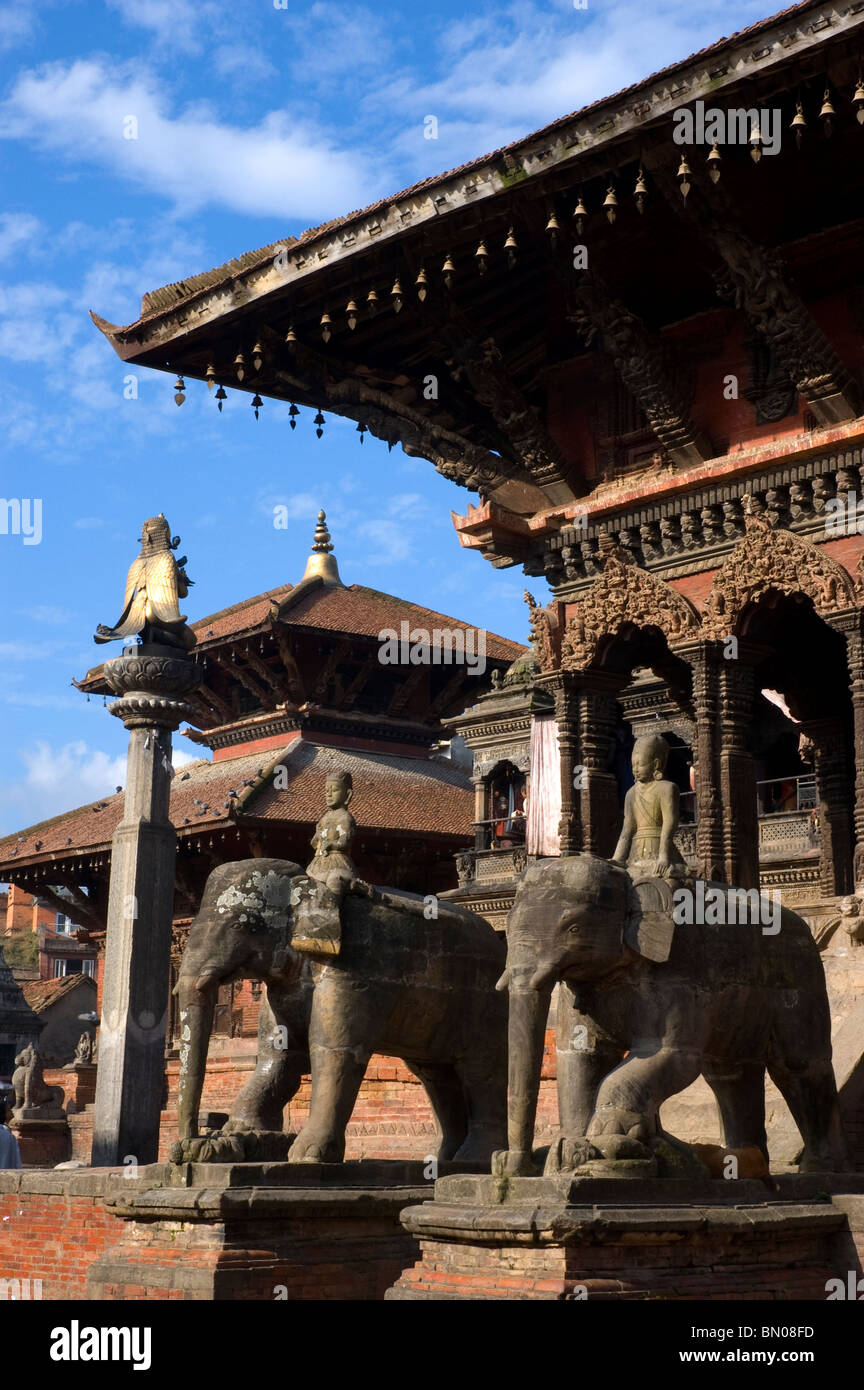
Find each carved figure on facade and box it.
[558,554,699,671]
[523,591,559,672]
[702,525,857,641]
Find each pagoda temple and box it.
[86,0,864,1164]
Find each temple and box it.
[86,0,864,1164]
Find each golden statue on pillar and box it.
[612,734,688,882]
[94,514,195,651]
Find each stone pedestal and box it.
[85,1161,458,1301]
[388,1173,864,1301]
[63,1063,97,1113]
[12,1118,71,1167]
[91,644,200,1167]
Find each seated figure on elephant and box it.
[612,733,689,883]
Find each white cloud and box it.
[105,0,216,54]
[0,212,44,263]
[0,59,379,221]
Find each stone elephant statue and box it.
[174,858,507,1164]
[494,855,846,1177]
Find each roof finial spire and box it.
[301,509,343,586]
[312,510,334,555]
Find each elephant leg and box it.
[225,985,310,1133]
[703,1063,768,1159]
[589,1047,703,1159]
[407,1062,468,1161]
[556,982,622,1137]
[766,1058,846,1173]
[452,1055,507,1163]
[288,1041,372,1163]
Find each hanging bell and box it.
[819,88,836,135]
[215,386,227,413]
[356,421,367,445]
[790,102,807,147]
[289,402,299,430]
[173,376,186,406]
[314,410,325,439]
[677,153,692,199]
[749,121,763,162]
[320,312,332,342]
[205,363,216,390]
[474,240,489,274]
[633,169,648,213]
[285,324,297,348]
[572,195,588,236]
[252,342,264,372]
[545,210,561,245]
[346,299,359,330]
[602,185,618,224]
[706,143,722,184]
[367,287,379,315]
[251,394,263,420]
[233,352,245,381]
[390,278,404,312]
[854,79,864,125]
[442,253,455,289]
[415,267,429,300]
[503,226,518,269]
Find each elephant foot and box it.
[288,1128,345,1164]
[170,1129,296,1165]
[491,1149,538,1177]
[587,1106,653,1162]
[543,1136,600,1175]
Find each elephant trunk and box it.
[505,970,553,1160]
[175,975,217,1142]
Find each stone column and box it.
[682,640,726,884]
[545,671,623,857]
[90,644,200,1167]
[718,650,760,891]
[472,775,486,851]
[836,614,864,886]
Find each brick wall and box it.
[0,1172,119,1300]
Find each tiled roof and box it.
[191,585,292,642]
[0,739,474,869]
[21,974,94,1012]
[250,740,474,835]
[115,0,820,330]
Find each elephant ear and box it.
[623,877,676,963]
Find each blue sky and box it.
[0,0,775,832]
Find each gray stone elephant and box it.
[494,855,846,1176]
[174,858,507,1164]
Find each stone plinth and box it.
[86,1160,457,1301]
[388,1173,864,1301]
[12,1118,71,1167]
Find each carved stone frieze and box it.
[702,525,858,641]
[559,554,700,671]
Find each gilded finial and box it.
[301,510,343,586]
[311,510,334,555]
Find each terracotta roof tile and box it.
[0,740,474,868]
[21,975,94,1012]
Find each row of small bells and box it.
[171,81,864,416]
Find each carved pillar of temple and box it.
[834,614,864,887]
[681,641,725,883]
[546,671,624,857]
[800,713,854,897]
[472,775,486,851]
[718,649,760,891]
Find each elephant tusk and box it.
[495,969,510,992]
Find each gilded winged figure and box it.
[94,514,195,650]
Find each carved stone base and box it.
[86,1161,477,1301]
[12,1118,71,1167]
[388,1174,864,1300]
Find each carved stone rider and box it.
[290,771,357,956]
[612,734,689,883]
